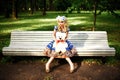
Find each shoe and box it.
[70,63,78,73]
[46,68,50,73]
[70,69,74,73]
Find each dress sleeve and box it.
[54,26,58,31]
[67,27,70,32]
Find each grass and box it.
[0,11,120,64]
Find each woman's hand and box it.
[55,39,58,43]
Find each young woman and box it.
[44,16,77,73]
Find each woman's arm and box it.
[65,31,69,40]
[53,29,57,41]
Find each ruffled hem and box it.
[43,48,77,58]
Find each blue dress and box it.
[44,26,77,58]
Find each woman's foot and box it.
[45,57,54,73]
[70,63,78,73]
[70,64,74,73]
[45,64,50,73]
[46,68,50,73]
[70,68,74,73]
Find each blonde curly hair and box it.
[56,16,69,32]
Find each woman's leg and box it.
[45,57,54,73]
[65,57,74,73]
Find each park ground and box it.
[0,57,120,80]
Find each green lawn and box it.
[0,11,120,63]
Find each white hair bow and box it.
[56,16,67,21]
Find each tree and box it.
[54,0,72,12]
[30,0,34,15]
[12,0,18,19]
[72,0,82,13]
[4,0,11,18]
[48,0,54,10]
[98,0,120,17]
[1,0,18,18]
[93,0,99,31]
[42,0,46,15]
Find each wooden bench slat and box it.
[3,48,115,56]
[11,31,107,40]
[10,41,109,46]
[11,35,107,39]
[3,47,115,50]
[10,40,108,42]
[10,40,109,47]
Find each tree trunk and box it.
[49,0,53,10]
[15,0,18,18]
[93,0,97,31]
[42,0,46,15]
[12,0,16,19]
[5,0,10,18]
[30,0,34,15]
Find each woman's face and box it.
[58,20,65,26]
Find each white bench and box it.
[2,31,115,56]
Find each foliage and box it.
[54,0,72,11]
[1,0,120,18]
[0,56,13,64]
[44,75,54,80]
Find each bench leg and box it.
[101,57,106,64]
[65,57,74,73]
[45,57,54,73]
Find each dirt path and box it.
[0,60,120,80]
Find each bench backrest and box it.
[10,31,109,49]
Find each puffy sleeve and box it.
[68,27,70,32]
[54,26,58,31]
